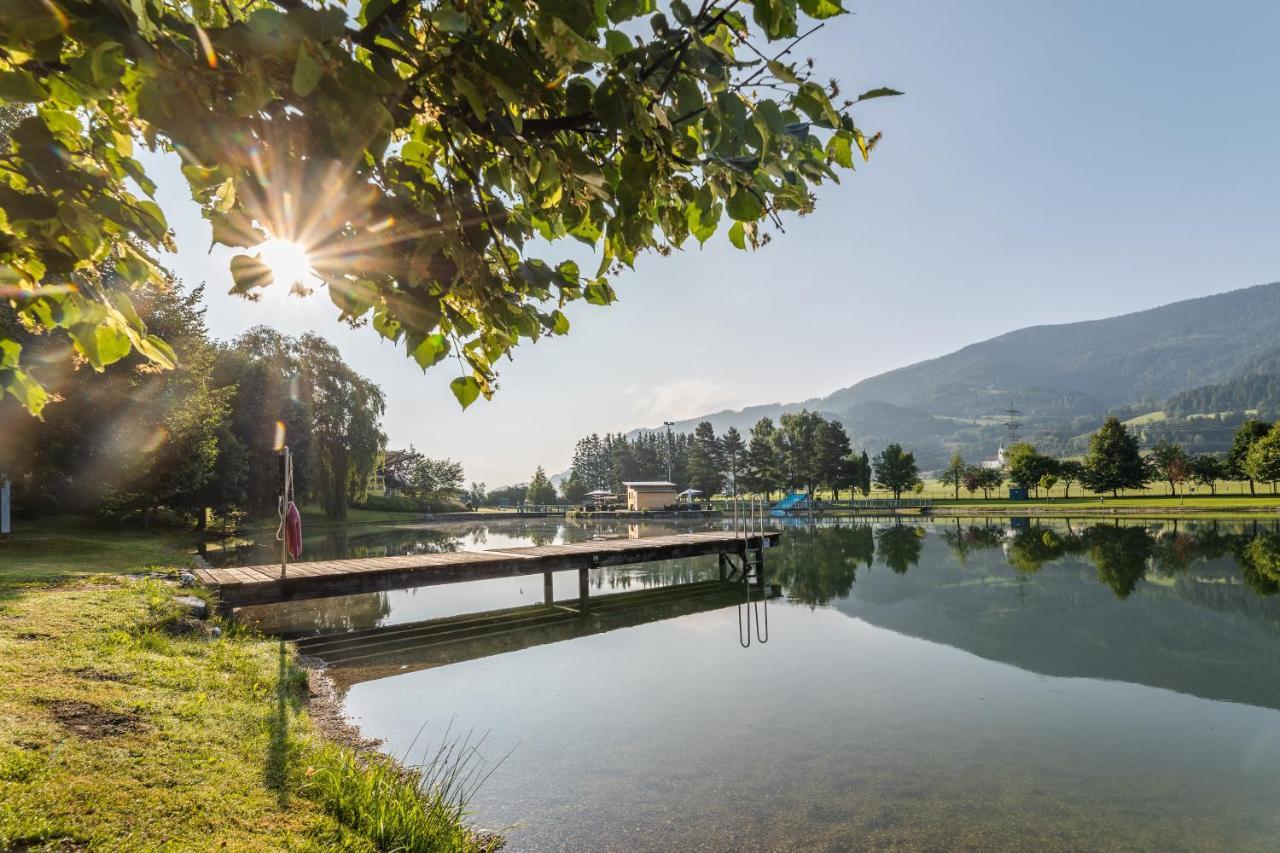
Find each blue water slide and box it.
[770,492,810,515]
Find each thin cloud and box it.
[630,379,738,424]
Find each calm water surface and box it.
[229,517,1280,851]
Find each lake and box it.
[221,516,1280,851]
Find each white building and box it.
[980,444,1007,471]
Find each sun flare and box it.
[255,238,316,293]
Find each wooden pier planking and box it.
[200,530,782,608]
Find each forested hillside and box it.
[642,282,1280,467]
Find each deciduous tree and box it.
[1082,417,1148,497]
[1230,420,1273,495]
[1149,439,1191,495]
[0,0,897,413]
[1244,424,1280,495]
[1057,460,1085,498]
[872,443,919,500]
[939,451,966,499]
[1189,454,1226,496]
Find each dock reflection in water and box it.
[294,578,779,693]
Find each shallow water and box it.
[235,517,1280,851]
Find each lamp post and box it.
[664,421,675,483]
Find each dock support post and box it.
[718,552,728,581]
[578,567,590,612]
[543,571,554,605]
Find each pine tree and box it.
[814,420,853,499]
[722,426,745,497]
[742,418,782,499]
[687,421,725,497]
[526,466,558,505]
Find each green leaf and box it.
[292,45,323,97]
[767,60,802,85]
[604,29,632,57]
[229,253,273,295]
[327,277,378,319]
[550,309,570,334]
[430,7,469,33]
[583,281,616,305]
[210,213,267,249]
[827,131,853,168]
[0,71,49,102]
[855,87,904,103]
[0,365,49,416]
[726,188,763,222]
[686,193,721,245]
[451,375,481,409]
[409,333,450,369]
[591,77,631,132]
[798,0,844,19]
[728,220,746,250]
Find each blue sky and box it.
[147,0,1280,486]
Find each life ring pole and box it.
[277,446,293,580]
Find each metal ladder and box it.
[729,496,770,647]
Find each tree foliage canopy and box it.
[1081,416,1148,496]
[871,441,918,499]
[0,0,896,413]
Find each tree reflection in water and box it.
[776,517,1280,605]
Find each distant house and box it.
[370,448,414,495]
[623,481,678,511]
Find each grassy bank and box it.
[0,517,195,584]
[0,541,499,849]
[923,494,1280,517]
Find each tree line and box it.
[942,416,1280,499]
[0,283,391,525]
[551,413,1280,505]
[559,410,929,501]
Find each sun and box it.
[255,238,317,293]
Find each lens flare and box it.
[255,238,315,290]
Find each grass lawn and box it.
[0,526,498,851]
[0,517,196,585]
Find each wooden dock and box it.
[196,530,782,609]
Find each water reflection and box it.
[769,517,1280,606]
[235,516,1280,850]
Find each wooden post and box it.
[279,448,288,580]
[543,571,554,605]
[578,567,590,611]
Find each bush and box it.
[354,494,466,514]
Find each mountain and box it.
[637,281,1280,468]
[1165,347,1280,416]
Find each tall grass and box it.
[304,726,506,852]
